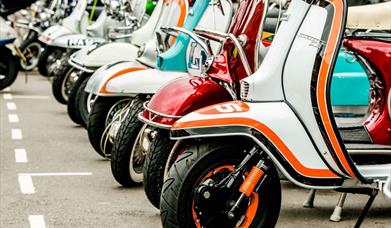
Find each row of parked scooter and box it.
[1,0,390,227]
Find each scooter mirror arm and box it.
[108,32,133,40]
[160,26,213,57]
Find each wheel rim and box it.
[61,69,79,102]
[0,59,9,81]
[20,42,42,70]
[46,49,63,75]
[129,124,147,183]
[100,98,133,156]
[191,165,260,227]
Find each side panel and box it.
[74,42,140,68]
[171,101,343,187]
[241,0,310,102]
[283,5,345,175]
[85,61,147,95]
[39,25,74,45]
[105,69,189,95]
[51,34,105,49]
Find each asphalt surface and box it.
[0,73,390,228]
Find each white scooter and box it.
[37,0,97,76]
[50,0,148,105]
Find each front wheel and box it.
[87,97,132,158]
[160,141,281,228]
[37,46,64,76]
[110,98,145,186]
[143,129,175,208]
[51,62,78,104]
[19,31,42,71]
[0,47,18,90]
[67,73,92,127]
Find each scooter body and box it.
[39,0,89,46]
[168,0,391,212]
[69,0,166,72]
[50,11,117,49]
[86,0,233,97]
[71,0,187,75]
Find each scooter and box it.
[136,0,272,208]
[50,0,145,105]
[13,0,73,71]
[37,0,101,77]
[80,0,195,156]
[159,0,391,227]
[0,16,20,90]
[138,0,372,209]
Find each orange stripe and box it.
[99,67,147,94]
[316,0,355,177]
[170,0,187,46]
[174,118,338,178]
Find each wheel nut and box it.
[228,212,235,219]
[203,191,210,199]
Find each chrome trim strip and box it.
[143,101,183,119]
[68,53,95,73]
[138,113,172,129]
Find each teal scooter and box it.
[331,50,370,114]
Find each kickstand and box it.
[303,189,316,208]
[354,189,378,228]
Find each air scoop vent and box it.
[241,81,250,100]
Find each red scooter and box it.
[139,0,276,208]
[304,30,391,222]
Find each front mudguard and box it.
[140,76,232,127]
[84,61,147,96]
[71,42,140,70]
[51,34,105,49]
[39,25,74,46]
[169,101,345,189]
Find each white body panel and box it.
[51,34,106,49]
[106,69,189,96]
[130,0,164,46]
[241,0,310,102]
[85,61,147,94]
[73,42,140,68]
[39,25,74,45]
[283,6,344,175]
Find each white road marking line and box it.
[15,149,28,163]
[11,129,23,140]
[19,172,93,176]
[8,114,19,123]
[3,93,12,100]
[13,95,50,99]
[6,102,17,110]
[28,215,46,228]
[18,175,35,194]
[3,87,10,91]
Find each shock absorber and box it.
[227,159,269,219]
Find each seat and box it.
[346,1,391,30]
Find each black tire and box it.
[0,47,18,90]
[51,61,76,105]
[87,97,132,158]
[160,141,281,228]
[143,129,175,208]
[19,31,42,71]
[37,46,64,76]
[67,73,90,127]
[110,98,145,187]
